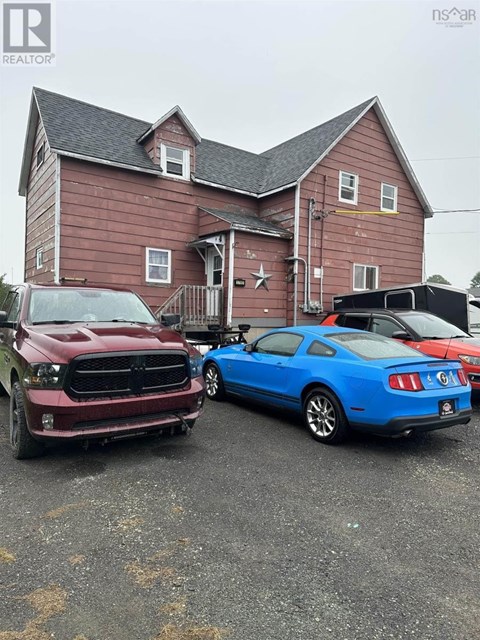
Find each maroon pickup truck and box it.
[0,283,205,459]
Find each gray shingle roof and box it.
[28,88,375,196]
[199,207,292,238]
[259,99,374,192]
[195,140,269,193]
[34,88,158,173]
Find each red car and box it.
[321,309,480,390]
[0,283,205,459]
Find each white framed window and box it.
[353,264,378,291]
[36,143,45,168]
[146,248,171,284]
[35,247,44,269]
[381,183,398,212]
[339,170,358,204]
[160,144,190,180]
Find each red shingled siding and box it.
[231,231,289,326]
[24,118,56,283]
[299,107,425,315]
[153,114,196,173]
[59,158,205,310]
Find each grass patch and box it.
[0,548,15,563]
[153,624,230,640]
[125,560,176,588]
[0,585,67,640]
[42,502,88,520]
[159,597,187,616]
[116,516,145,530]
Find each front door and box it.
[206,247,223,318]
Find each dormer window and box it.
[160,144,190,180]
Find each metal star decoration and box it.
[251,263,272,290]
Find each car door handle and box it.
[4,354,10,364]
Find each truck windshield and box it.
[400,312,470,339]
[28,289,158,325]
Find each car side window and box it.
[1,289,22,323]
[1,290,16,315]
[307,341,336,357]
[341,315,370,331]
[6,293,22,323]
[255,332,303,356]
[370,316,403,338]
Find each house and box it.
[18,87,432,338]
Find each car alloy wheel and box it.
[306,394,336,437]
[303,387,348,444]
[204,363,225,401]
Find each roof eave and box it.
[296,97,377,187]
[137,105,201,144]
[18,90,40,196]
[372,100,434,218]
[198,207,292,239]
[52,149,163,176]
[193,176,259,198]
[295,97,433,219]
[231,223,292,239]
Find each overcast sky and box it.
[1,0,479,288]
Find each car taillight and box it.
[389,373,424,392]
[457,368,468,386]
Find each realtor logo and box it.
[2,2,55,65]
[3,3,50,51]
[432,7,476,26]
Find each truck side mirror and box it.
[161,313,181,327]
[0,310,7,327]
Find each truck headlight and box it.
[458,355,480,367]
[189,354,203,378]
[23,363,67,389]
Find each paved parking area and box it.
[0,393,479,640]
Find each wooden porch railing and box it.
[155,285,224,328]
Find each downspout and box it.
[319,174,327,310]
[293,184,300,325]
[54,155,61,283]
[227,229,235,328]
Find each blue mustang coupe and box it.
[203,326,472,444]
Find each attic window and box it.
[36,143,45,168]
[160,144,190,180]
[381,183,398,212]
[36,247,44,269]
[339,171,358,204]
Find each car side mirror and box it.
[392,330,412,341]
[244,343,254,353]
[0,310,8,327]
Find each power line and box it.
[430,208,480,213]
[411,156,480,162]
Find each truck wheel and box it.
[10,382,44,459]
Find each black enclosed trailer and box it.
[332,282,480,334]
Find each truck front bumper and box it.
[23,379,205,441]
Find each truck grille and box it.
[66,351,189,399]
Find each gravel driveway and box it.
[0,393,479,640]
